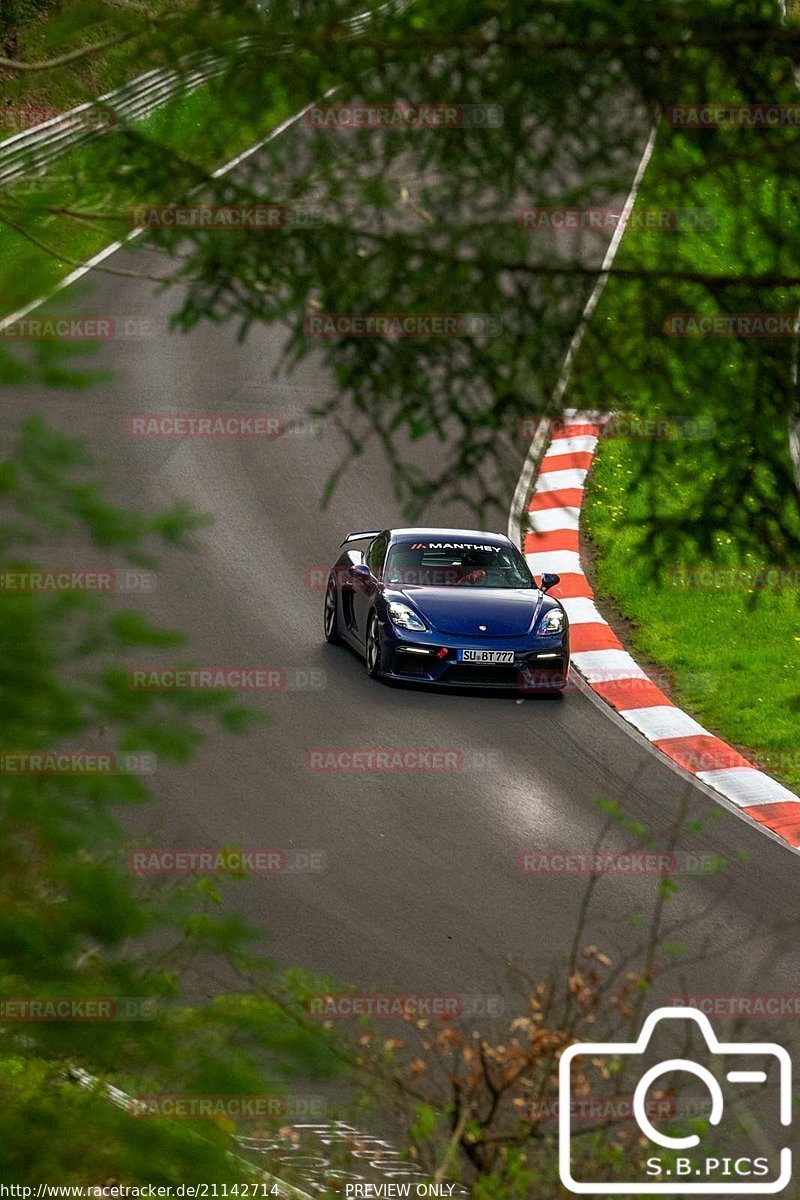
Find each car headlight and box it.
[388,601,427,632]
[538,608,565,635]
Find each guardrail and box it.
[68,1067,315,1200]
[0,46,232,187]
[0,0,410,188]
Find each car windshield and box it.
[383,541,534,589]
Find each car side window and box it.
[366,535,388,577]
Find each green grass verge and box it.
[0,78,295,314]
[584,432,800,793]
[573,124,800,795]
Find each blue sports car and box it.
[323,527,569,691]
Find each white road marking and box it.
[525,549,582,575]
[562,407,609,423]
[559,597,604,624]
[569,649,648,683]
[543,434,598,457]
[696,767,797,809]
[526,505,581,532]
[532,467,589,493]
[621,706,709,742]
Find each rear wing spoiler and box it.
[340,530,382,546]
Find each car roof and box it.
[388,528,514,546]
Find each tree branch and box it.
[0,32,138,72]
[0,214,172,284]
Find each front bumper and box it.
[379,624,569,691]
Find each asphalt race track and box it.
[6,138,800,1054]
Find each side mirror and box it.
[352,563,372,584]
[540,572,560,593]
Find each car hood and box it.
[390,586,544,637]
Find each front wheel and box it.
[324,576,342,645]
[365,611,383,679]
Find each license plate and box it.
[458,649,515,664]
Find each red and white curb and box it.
[522,410,800,853]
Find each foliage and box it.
[0,419,338,1182]
[267,798,779,1196]
[0,1,796,547]
[1,0,799,1186]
